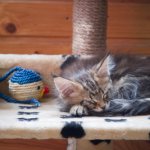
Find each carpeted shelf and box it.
[0,54,149,140]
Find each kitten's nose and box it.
[97,101,106,110]
[101,105,106,110]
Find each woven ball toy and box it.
[0,66,49,107]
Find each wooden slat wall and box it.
[113,140,150,150]
[0,0,149,54]
[0,0,72,54]
[108,0,150,54]
[0,139,67,150]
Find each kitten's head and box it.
[54,55,115,112]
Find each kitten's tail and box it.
[90,98,150,116]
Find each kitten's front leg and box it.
[70,105,88,117]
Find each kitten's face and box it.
[54,55,113,112]
[54,72,108,112]
[76,71,107,112]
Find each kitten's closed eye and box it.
[81,99,106,112]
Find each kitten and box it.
[53,54,150,117]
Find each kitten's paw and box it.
[70,105,88,117]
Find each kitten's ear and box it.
[93,56,108,77]
[94,55,116,77]
[53,77,83,98]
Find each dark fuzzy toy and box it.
[61,121,85,138]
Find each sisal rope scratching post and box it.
[72,0,108,55]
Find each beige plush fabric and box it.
[0,54,149,140]
[0,98,149,140]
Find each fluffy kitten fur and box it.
[53,54,150,117]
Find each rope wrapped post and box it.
[72,0,108,55]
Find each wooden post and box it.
[72,0,107,55]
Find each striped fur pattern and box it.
[53,54,150,117]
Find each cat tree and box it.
[0,1,149,150]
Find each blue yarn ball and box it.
[10,68,42,85]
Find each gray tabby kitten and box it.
[53,54,150,116]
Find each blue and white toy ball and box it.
[0,66,49,107]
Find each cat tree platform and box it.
[0,54,149,141]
